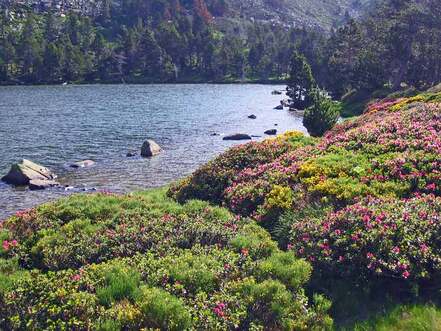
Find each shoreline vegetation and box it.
[1,88,441,329]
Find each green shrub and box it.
[235,278,333,330]
[0,189,330,329]
[303,88,341,137]
[96,266,141,307]
[167,253,219,293]
[229,223,278,259]
[257,252,312,289]
[135,286,192,331]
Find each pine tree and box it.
[287,51,316,110]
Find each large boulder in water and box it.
[141,140,162,157]
[223,134,252,141]
[1,159,57,186]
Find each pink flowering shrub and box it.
[168,132,317,204]
[172,93,441,229]
[0,188,331,330]
[289,195,441,282]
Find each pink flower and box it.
[392,246,400,254]
[71,274,81,281]
[366,252,374,259]
[402,270,410,279]
[426,183,436,191]
[2,240,9,251]
[11,240,18,247]
[213,302,226,318]
[362,215,371,223]
[420,243,429,253]
[241,248,249,257]
[338,256,345,262]
[287,244,294,250]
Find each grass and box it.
[347,305,441,331]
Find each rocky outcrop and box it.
[274,105,283,110]
[2,159,57,186]
[126,151,137,157]
[248,114,257,119]
[141,140,162,157]
[223,134,252,141]
[70,160,95,168]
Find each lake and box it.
[0,84,305,219]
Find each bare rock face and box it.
[141,140,162,157]
[1,159,57,186]
[223,134,252,141]
[70,160,95,168]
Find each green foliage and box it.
[230,223,278,259]
[349,305,441,331]
[96,266,141,307]
[303,88,341,137]
[0,2,308,84]
[257,252,311,289]
[0,188,330,329]
[324,1,441,97]
[136,286,192,331]
[287,51,316,110]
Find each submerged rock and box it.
[141,140,162,157]
[126,151,137,157]
[272,90,282,95]
[248,114,257,119]
[70,160,95,168]
[274,105,284,110]
[2,159,57,186]
[223,134,252,141]
[264,129,277,135]
[29,179,60,190]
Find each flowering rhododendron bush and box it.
[168,131,317,204]
[171,92,441,221]
[170,92,441,289]
[289,195,441,281]
[0,189,332,330]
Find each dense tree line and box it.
[321,0,441,98]
[0,0,313,84]
[1,0,440,89]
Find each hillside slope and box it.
[1,0,377,30]
[224,0,377,29]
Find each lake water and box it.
[0,84,305,220]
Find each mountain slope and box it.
[2,0,377,30]
[216,0,377,30]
